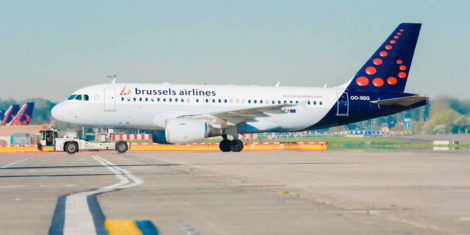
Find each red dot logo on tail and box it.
[398,72,407,79]
[387,77,397,85]
[373,58,383,65]
[365,66,377,75]
[356,76,369,86]
[372,78,384,87]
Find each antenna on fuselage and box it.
[106,74,117,84]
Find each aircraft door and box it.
[336,92,349,116]
[104,88,117,111]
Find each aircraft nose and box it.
[51,102,73,123]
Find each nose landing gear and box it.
[219,134,244,152]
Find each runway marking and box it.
[0,185,25,189]
[105,220,142,235]
[105,220,159,235]
[0,157,32,168]
[49,155,144,235]
[175,220,201,235]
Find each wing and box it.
[180,103,297,128]
[371,95,428,106]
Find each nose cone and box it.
[51,102,74,123]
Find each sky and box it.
[0,0,469,102]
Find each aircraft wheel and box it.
[65,142,78,154]
[115,141,128,153]
[219,139,231,152]
[230,139,244,152]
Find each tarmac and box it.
[0,151,469,235]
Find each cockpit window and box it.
[75,95,82,100]
[84,95,89,101]
[68,95,76,100]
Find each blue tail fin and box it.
[347,23,421,92]
[3,104,20,125]
[9,102,35,125]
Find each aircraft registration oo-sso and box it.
[52,23,428,152]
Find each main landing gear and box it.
[219,134,244,152]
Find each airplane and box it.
[2,104,20,125]
[8,102,35,125]
[52,23,428,152]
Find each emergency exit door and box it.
[104,88,116,111]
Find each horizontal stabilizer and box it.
[371,96,428,106]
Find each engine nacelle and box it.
[164,118,221,144]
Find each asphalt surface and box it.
[0,151,469,235]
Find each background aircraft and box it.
[8,102,35,126]
[2,104,20,125]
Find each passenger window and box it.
[254,100,257,104]
[248,100,251,104]
[205,99,209,103]
[163,98,166,102]
[75,95,82,100]
[308,101,311,105]
[224,99,227,103]
[151,98,154,102]
[68,95,76,100]
[260,100,263,104]
[218,99,221,103]
[175,98,178,102]
[320,101,323,105]
[196,99,199,103]
[296,100,299,104]
[212,99,216,103]
[169,98,172,102]
[181,99,184,103]
[314,101,317,105]
[133,98,136,101]
[157,98,160,102]
[84,95,89,101]
[145,98,148,102]
[121,97,124,101]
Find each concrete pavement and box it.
[0,151,469,234]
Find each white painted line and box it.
[63,155,143,235]
[0,158,32,168]
[0,185,25,189]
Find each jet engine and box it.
[154,118,222,144]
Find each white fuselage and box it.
[52,83,346,133]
